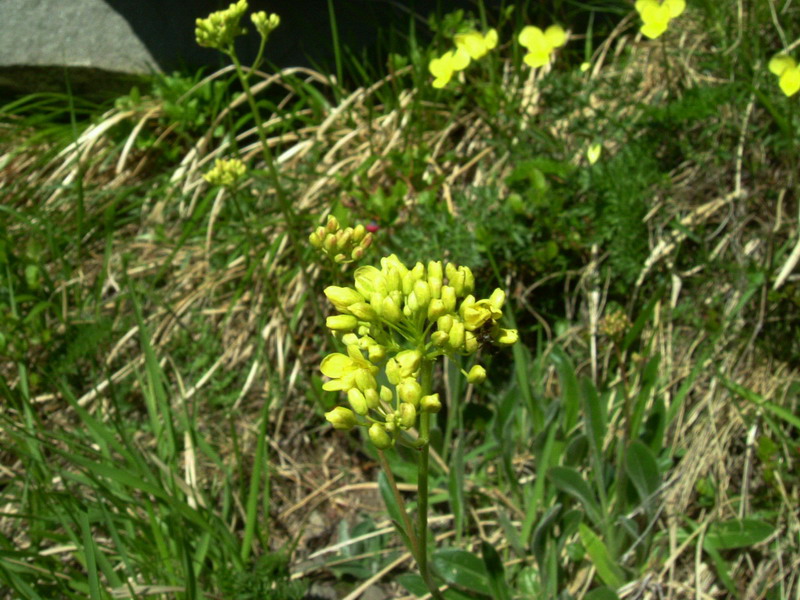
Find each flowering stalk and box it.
[318,254,518,597]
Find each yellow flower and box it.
[587,143,602,165]
[634,0,685,40]
[769,54,800,97]
[518,24,567,68]
[320,345,378,392]
[195,0,249,51]
[203,157,247,186]
[454,29,498,60]
[428,49,471,88]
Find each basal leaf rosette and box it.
[321,255,518,448]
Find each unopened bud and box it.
[364,388,380,409]
[427,298,446,321]
[381,296,402,323]
[355,369,377,392]
[467,364,487,384]
[464,331,479,354]
[397,378,422,407]
[431,331,449,346]
[420,393,442,413]
[441,286,457,313]
[326,215,339,233]
[449,321,465,349]
[325,406,357,430]
[324,286,364,312]
[369,423,393,449]
[309,231,322,247]
[495,328,519,345]
[385,358,401,385]
[326,315,358,331]
[413,280,431,309]
[352,224,366,242]
[380,385,393,404]
[347,388,368,415]
[398,402,417,429]
[488,288,506,311]
[348,302,377,321]
[351,246,365,261]
[395,350,422,377]
[367,343,386,363]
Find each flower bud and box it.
[347,388,368,415]
[326,315,358,331]
[351,246,364,261]
[494,328,519,345]
[461,266,475,294]
[428,276,442,299]
[333,253,348,263]
[325,406,357,430]
[380,385,394,404]
[427,298,446,321]
[398,402,417,429]
[413,280,431,310]
[385,358,401,385]
[360,233,373,249]
[324,286,364,312]
[326,214,339,233]
[445,262,458,283]
[459,295,476,319]
[441,286,457,313]
[488,288,506,311]
[381,296,402,323]
[341,333,359,346]
[431,331,449,346]
[369,423,393,449]
[324,235,337,253]
[464,331,479,354]
[437,314,454,333]
[352,224,366,242]
[336,229,353,250]
[397,378,422,407]
[385,266,402,292]
[427,260,443,282]
[420,393,442,413]
[348,302,377,321]
[396,350,422,377]
[449,321,465,349]
[406,291,419,313]
[467,364,487,384]
[367,343,386,363]
[402,272,415,295]
[354,266,388,300]
[449,269,466,296]
[309,231,322,247]
[364,388,380,409]
[411,262,425,283]
[355,369,377,392]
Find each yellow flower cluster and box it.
[769,54,800,97]
[428,29,498,88]
[203,157,247,187]
[321,254,518,448]
[309,215,374,264]
[195,0,249,51]
[634,0,685,40]
[518,25,567,68]
[195,0,279,52]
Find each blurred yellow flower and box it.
[587,143,602,165]
[769,54,800,97]
[518,25,567,68]
[454,29,498,61]
[635,0,685,40]
[203,157,246,186]
[428,49,470,88]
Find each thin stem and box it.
[417,360,445,600]
[377,449,419,560]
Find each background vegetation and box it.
[1,0,798,598]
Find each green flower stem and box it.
[377,449,420,560]
[417,360,445,600]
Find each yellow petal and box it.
[484,29,498,51]
[635,0,657,13]
[524,51,550,68]
[544,25,567,49]
[640,21,668,39]
[320,353,355,378]
[518,26,545,51]
[769,54,796,76]
[780,66,800,97]
[665,0,686,18]
[455,31,486,59]
[451,47,471,70]
[587,144,602,165]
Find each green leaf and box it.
[625,441,660,507]
[550,346,581,433]
[547,466,602,527]
[585,587,621,600]
[448,438,465,541]
[531,503,561,572]
[432,549,491,596]
[481,542,511,600]
[704,518,774,551]
[578,523,624,588]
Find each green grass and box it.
[2,0,800,598]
